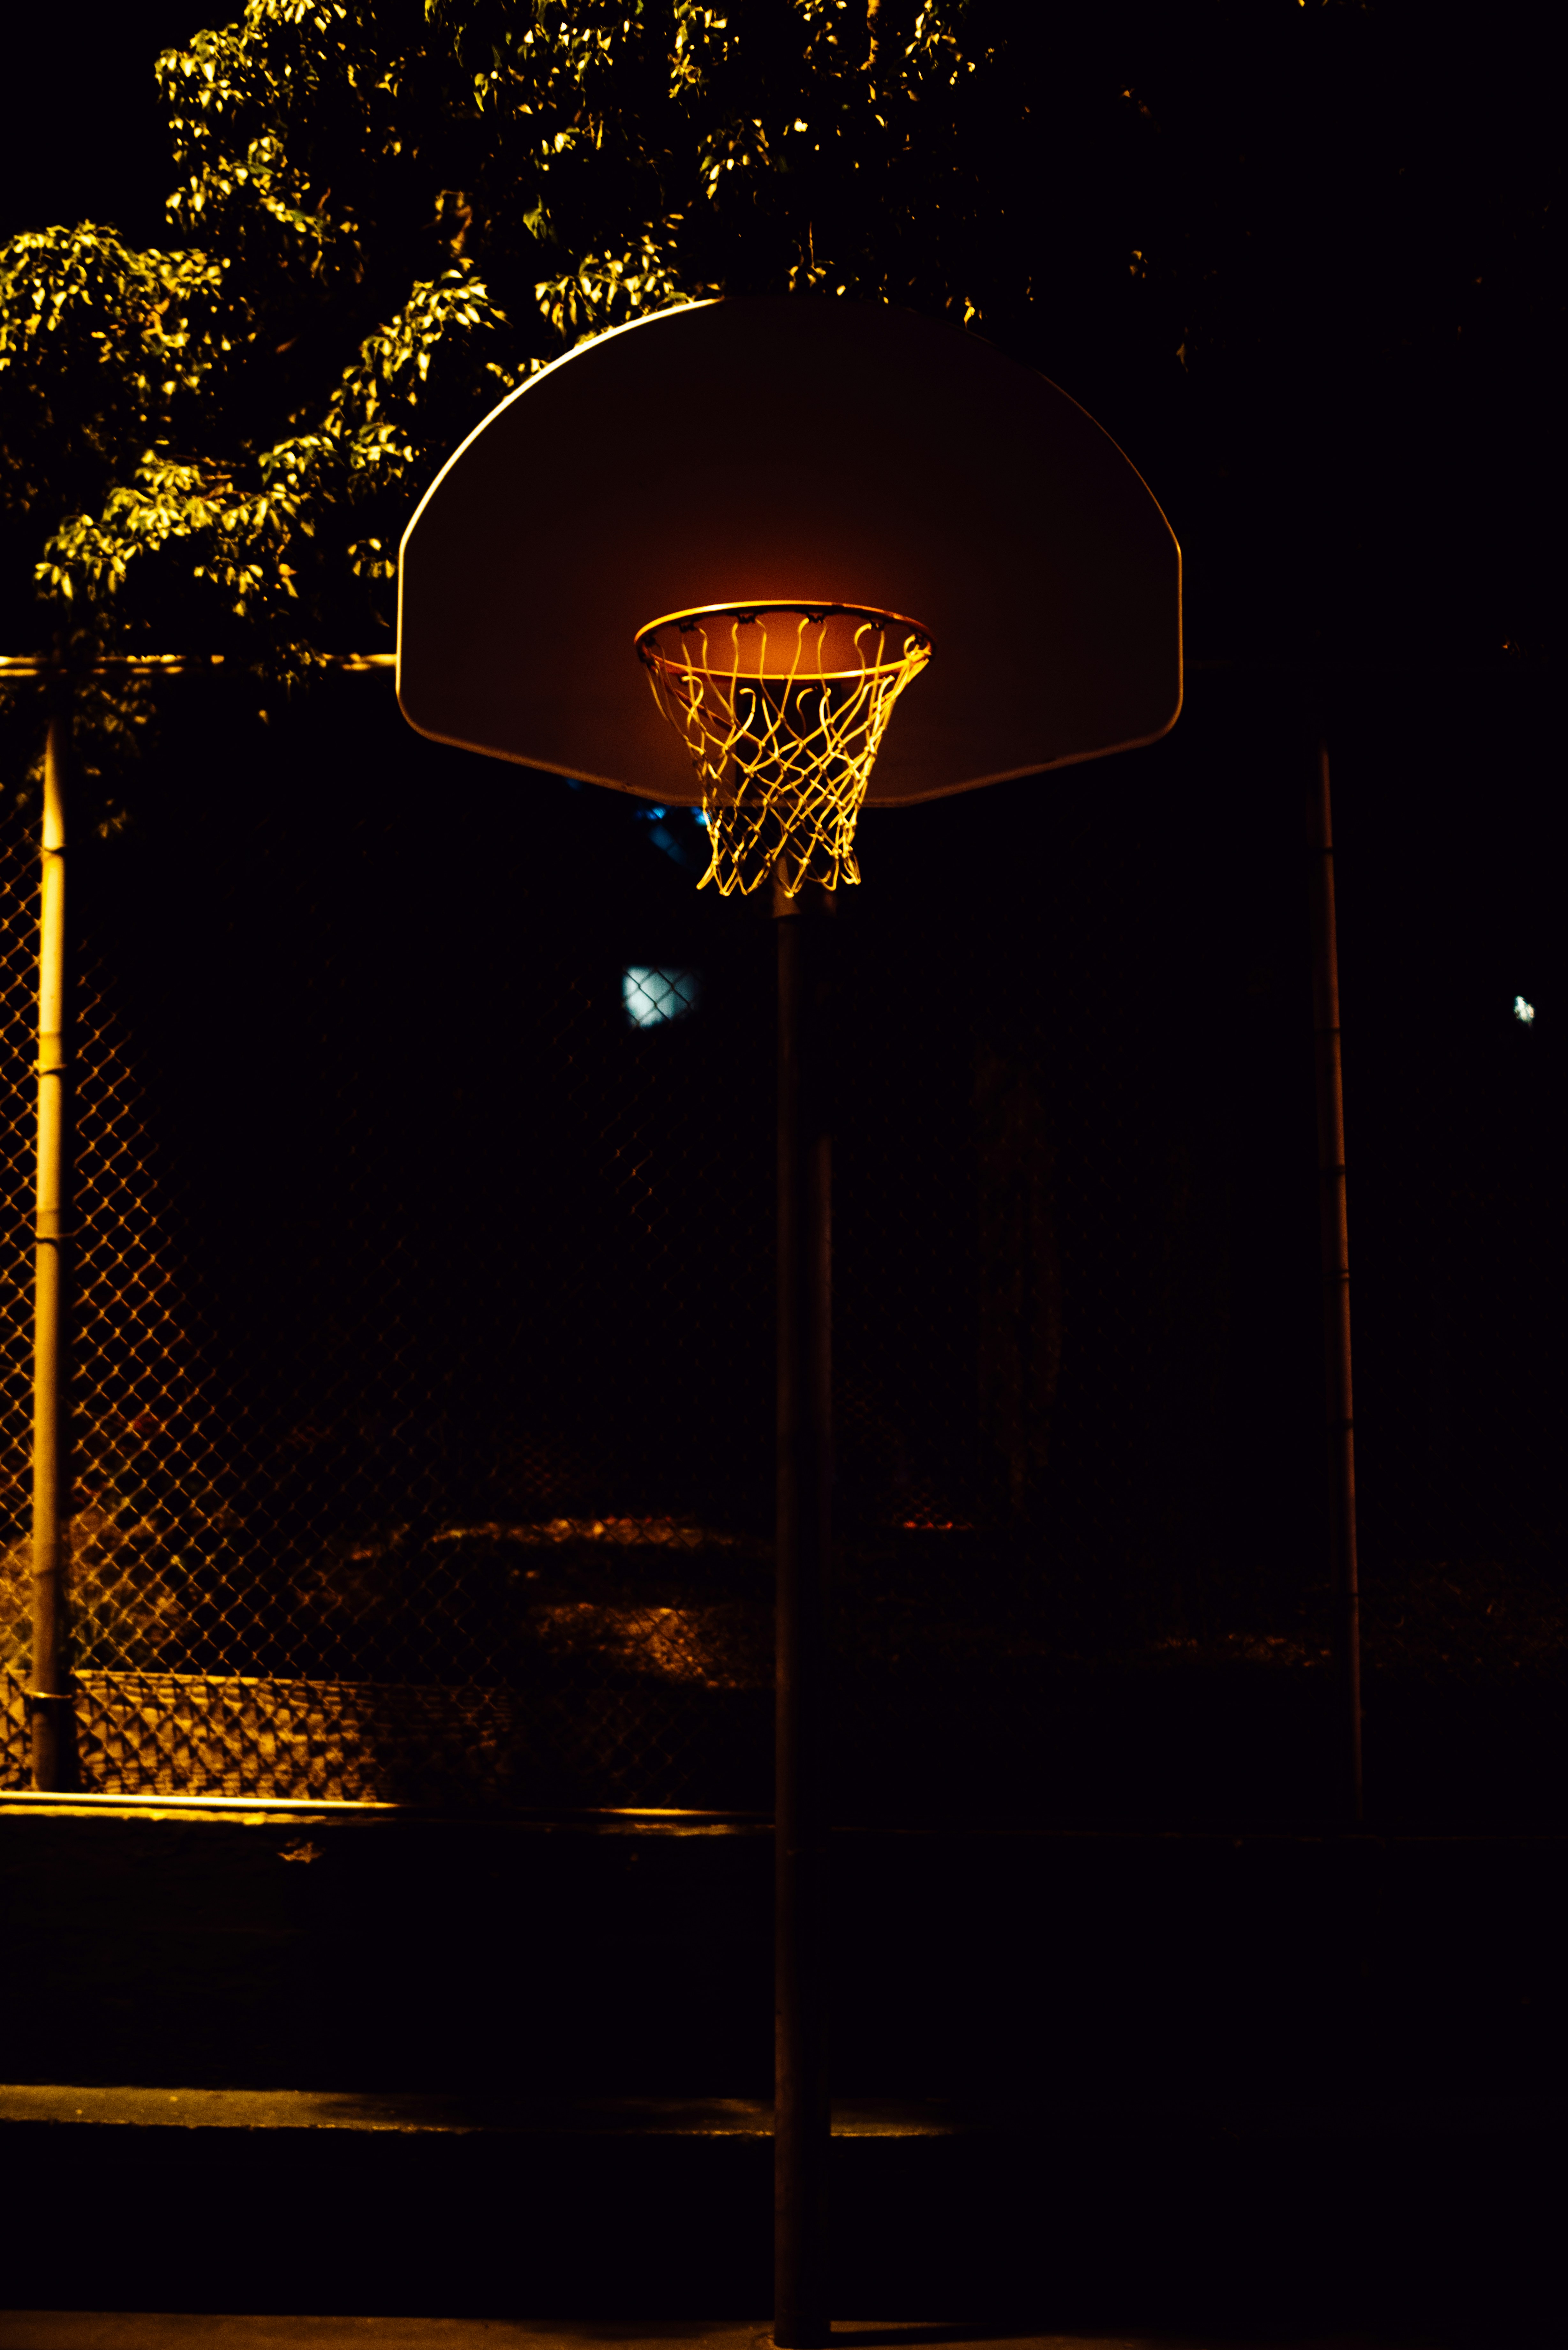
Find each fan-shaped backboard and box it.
[397,297,1181,807]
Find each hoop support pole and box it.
[32,709,75,1791]
[1308,743,1362,1826]
[773,866,832,2349]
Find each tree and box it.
[1,1,1037,711]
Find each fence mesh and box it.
[0,666,1561,1824]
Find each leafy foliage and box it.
[0,0,1033,710]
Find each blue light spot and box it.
[623,966,701,1028]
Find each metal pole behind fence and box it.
[1308,743,1363,1826]
[773,870,832,2349]
[31,709,75,1790]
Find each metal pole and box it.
[773,869,832,2350]
[31,709,74,1790]
[1307,744,1362,1826]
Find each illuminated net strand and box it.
[640,609,932,896]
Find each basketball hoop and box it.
[401,302,1182,2350]
[636,603,932,896]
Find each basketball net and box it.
[637,605,932,896]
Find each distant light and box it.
[623,966,700,1028]
[694,809,710,828]
[637,805,668,820]
[1514,995,1535,1026]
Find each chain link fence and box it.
[1,666,1561,1823]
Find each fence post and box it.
[30,706,75,1790]
[1307,743,1363,1826]
[773,870,832,2349]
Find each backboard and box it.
[397,296,1181,808]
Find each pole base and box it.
[25,1688,79,1793]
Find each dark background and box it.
[11,640,1549,1832]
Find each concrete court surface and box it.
[0,2326,1462,2350]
